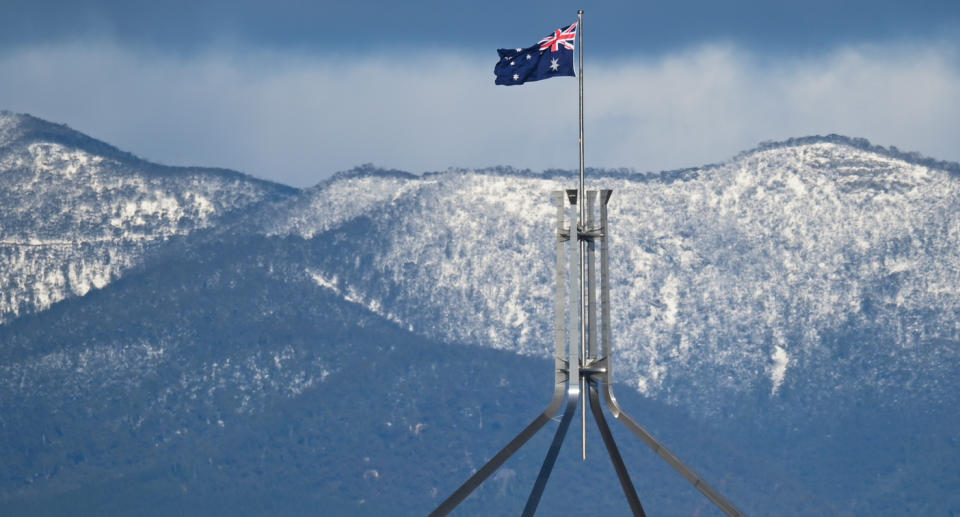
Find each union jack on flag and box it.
[494,22,577,86]
[539,22,577,52]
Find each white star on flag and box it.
[549,58,560,71]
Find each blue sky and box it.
[2,1,959,187]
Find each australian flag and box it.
[494,22,577,85]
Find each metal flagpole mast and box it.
[431,12,747,515]
[577,8,588,461]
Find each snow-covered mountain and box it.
[1,112,958,515]
[0,111,296,322]
[255,138,960,416]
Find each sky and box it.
[2,0,959,187]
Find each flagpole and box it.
[578,10,585,203]
[577,8,588,462]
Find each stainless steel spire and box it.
[431,10,745,516]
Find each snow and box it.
[0,123,290,322]
[264,174,417,238]
[28,142,104,179]
[2,120,959,415]
[308,269,406,327]
[769,345,790,395]
[282,140,960,412]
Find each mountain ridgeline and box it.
[1,111,958,515]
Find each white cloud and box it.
[590,43,960,172]
[0,42,958,187]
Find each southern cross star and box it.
[513,73,519,81]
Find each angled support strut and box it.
[429,191,573,517]
[595,190,745,517]
[521,379,580,516]
[587,379,646,516]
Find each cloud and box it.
[0,42,958,187]
[591,43,960,172]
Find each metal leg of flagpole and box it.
[601,389,745,517]
[430,191,574,516]
[428,397,564,517]
[521,187,583,516]
[595,191,745,517]
[521,381,581,517]
[588,379,646,516]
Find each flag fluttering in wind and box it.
[494,22,577,85]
